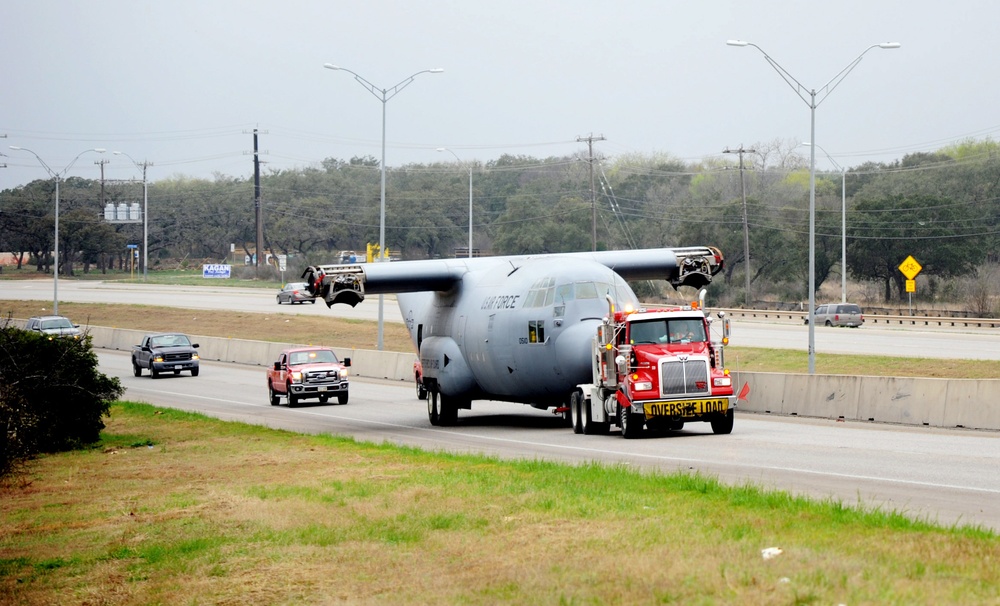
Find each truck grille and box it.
[303,369,344,385]
[659,357,710,398]
[163,352,194,362]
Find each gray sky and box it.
[1,0,996,190]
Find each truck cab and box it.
[572,292,735,438]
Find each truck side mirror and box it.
[273,361,281,371]
[343,357,351,367]
[192,343,200,348]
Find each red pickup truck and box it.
[267,347,351,407]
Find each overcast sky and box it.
[1,0,997,190]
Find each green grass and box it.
[1,402,997,605]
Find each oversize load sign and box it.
[203,264,231,279]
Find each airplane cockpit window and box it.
[575,282,599,299]
[555,284,574,302]
[524,277,555,308]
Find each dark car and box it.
[25,315,83,340]
[276,282,316,305]
[804,303,864,327]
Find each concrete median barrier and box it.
[75,326,1000,432]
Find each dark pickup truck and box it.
[132,333,200,378]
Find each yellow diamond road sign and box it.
[898,255,922,280]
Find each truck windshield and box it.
[630,319,706,344]
[151,335,191,347]
[290,350,337,365]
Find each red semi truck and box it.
[570,291,736,438]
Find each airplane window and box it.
[528,320,545,344]
[524,289,544,308]
[575,282,598,299]
[543,287,554,307]
[556,284,574,302]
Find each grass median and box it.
[2,402,997,605]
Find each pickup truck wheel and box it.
[711,409,734,435]
[132,359,142,377]
[319,395,329,404]
[620,404,643,439]
[428,391,441,426]
[287,392,299,408]
[268,385,279,406]
[149,361,159,379]
[337,392,349,405]
[570,391,583,434]
[191,368,199,377]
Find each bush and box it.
[0,320,123,481]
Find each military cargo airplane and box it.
[303,247,723,426]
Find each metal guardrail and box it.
[716,308,1000,329]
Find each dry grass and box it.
[2,403,996,605]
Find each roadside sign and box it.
[906,279,916,293]
[898,255,922,280]
[203,264,232,279]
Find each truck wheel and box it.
[570,391,583,434]
[287,388,298,408]
[191,368,199,377]
[620,405,644,439]
[711,409,734,435]
[268,385,279,406]
[132,359,142,377]
[416,376,427,400]
[428,391,441,426]
[149,361,159,379]
[337,392,349,405]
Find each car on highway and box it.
[276,282,316,305]
[25,315,83,340]
[268,346,350,406]
[804,303,864,327]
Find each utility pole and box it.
[96,157,110,207]
[253,128,262,277]
[577,133,605,251]
[723,145,756,306]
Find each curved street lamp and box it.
[323,63,444,350]
[113,151,153,282]
[436,147,473,258]
[726,39,899,373]
[9,146,106,314]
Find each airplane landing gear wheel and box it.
[439,394,459,426]
[428,391,441,426]
[570,391,583,434]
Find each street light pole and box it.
[324,63,444,350]
[802,143,847,303]
[113,151,153,281]
[726,39,899,374]
[9,146,106,315]
[436,148,473,258]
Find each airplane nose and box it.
[554,319,600,383]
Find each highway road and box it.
[99,349,1000,531]
[6,278,1000,530]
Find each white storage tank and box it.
[104,203,115,221]
[129,202,141,221]
[116,203,128,221]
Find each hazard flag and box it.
[737,382,751,401]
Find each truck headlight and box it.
[633,381,653,392]
[713,377,732,387]
[153,355,164,363]
[339,368,349,379]
[192,354,200,360]
[290,371,303,383]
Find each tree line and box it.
[2,139,999,310]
